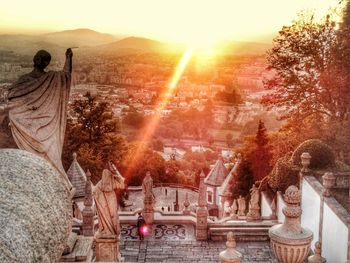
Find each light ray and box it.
[124,48,193,178]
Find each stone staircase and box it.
[208,221,277,241]
[59,232,94,262]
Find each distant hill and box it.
[0,29,272,57]
[97,36,184,55]
[43,28,118,47]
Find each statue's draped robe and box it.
[7,70,71,188]
[93,170,125,237]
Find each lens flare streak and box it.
[124,48,193,178]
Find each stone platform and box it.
[120,224,277,262]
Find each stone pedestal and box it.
[269,185,313,263]
[246,207,261,221]
[219,232,242,263]
[196,207,208,240]
[95,235,122,262]
[143,195,154,224]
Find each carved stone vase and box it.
[269,185,313,263]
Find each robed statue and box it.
[142,171,155,201]
[93,166,125,237]
[7,49,73,189]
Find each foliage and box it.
[291,139,335,169]
[123,111,144,128]
[214,90,242,105]
[263,9,350,155]
[63,92,127,183]
[231,158,254,199]
[267,152,300,192]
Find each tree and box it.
[262,9,350,154]
[231,158,254,199]
[63,92,127,183]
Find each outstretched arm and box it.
[63,48,73,73]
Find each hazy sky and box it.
[0,0,341,45]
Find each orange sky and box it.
[0,0,341,45]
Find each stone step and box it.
[62,232,78,255]
[60,236,94,262]
[208,226,273,242]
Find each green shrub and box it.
[291,139,335,169]
[268,152,300,192]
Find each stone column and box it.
[308,241,326,263]
[269,185,313,263]
[196,170,208,241]
[219,232,242,263]
[82,170,94,236]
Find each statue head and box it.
[33,50,51,70]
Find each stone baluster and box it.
[308,241,326,263]
[269,185,313,263]
[219,232,242,263]
[183,193,190,215]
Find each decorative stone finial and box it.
[269,185,313,263]
[73,152,77,160]
[300,152,311,173]
[322,172,335,197]
[219,232,242,263]
[308,241,326,263]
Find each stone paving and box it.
[120,240,276,263]
[120,224,277,262]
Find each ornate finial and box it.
[300,152,311,173]
[226,232,236,248]
[200,170,206,178]
[73,152,77,160]
[308,241,326,263]
[86,169,91,181]
[219,231,242,262]
[284,185,301,204]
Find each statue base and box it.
[246,208,261,221]
[95,234,122,262]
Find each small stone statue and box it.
[93,168,125,237]
[249,184,260,209]
[230,199,238,219]
[142,171,155,202]
[237,196,246,216]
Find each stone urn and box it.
[269,185,313,263]
[322,172,336,197]
[300,152,312,173]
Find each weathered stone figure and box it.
[249,184,260,209]
[142,171,155,200]
[230,199,238,219]
[237,195,246,216]
[7,49,73,189]
[142,171,155,224]
[93,168,125,237]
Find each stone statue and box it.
[230,199,238,218]
[93,168,125,237]
[7,49,73,190]
[249,184,260,209]
[247,184,261,220]
[142,171,155,201]
[237,196,246,216]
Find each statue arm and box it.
[63,48,73,73]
